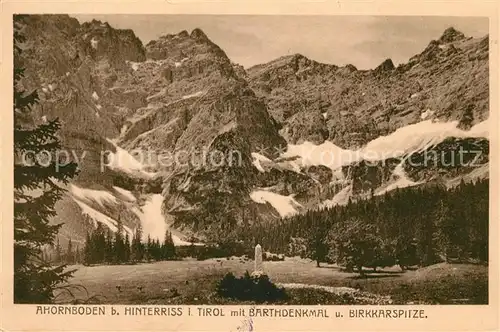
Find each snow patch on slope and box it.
[375,162,421,196]
[361,119,489,161]
[112,186,136,202]
[420,109,434,120]
[284,119,490,172]
[135,195,166,242]
[105,139,157,178]
[251,152,272,172]
[175,57,189,67]
[74,198,133,235]
[90,37,99,49]
[135,194,204,246]
[120,124,129,135]
[250,190,302,218]
[361,120,463,160]
[447,162,489,188]
[127,61,140,71]
[282,141,362,171]
[70,184,117,207]
[319,185,352,209]
[468,119,489,138]
[182,91,204,99]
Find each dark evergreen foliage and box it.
[13,15,79,303]
[216,272,288,303]
[82,227,177,265]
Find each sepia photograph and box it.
[12,13,491,308]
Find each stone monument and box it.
[252,244,263,276]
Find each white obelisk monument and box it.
[253,244,263,276]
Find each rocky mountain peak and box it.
[178,30,190,38]
[291,53,307,61]
[439,27,466,43]
[344,64,358,72]
[83,19,111,29]
[190,28,209,40]
[19,14,80,37]
[146,28,230,63]
[78,19,146,64]
[374,58,395,72]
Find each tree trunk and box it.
[316,260,320,268]
[358,266,364,277]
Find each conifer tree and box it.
[54,237,62,264]
[416,202,441,266]
[114,218,125,263]
[154,239,161,261]
[66,238,74,265]
[83,232,93,265]
[162,230,176,260]
[124,233,131,262]
[131,224,144,262]
[74,245,80,264]
[13,15,79,303]
[93,223,106,263]
[306,218,329,268]
[104,229,114,263]
[145,235,152,261]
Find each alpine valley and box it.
[15,14,489,250]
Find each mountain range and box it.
[14,15,490,247]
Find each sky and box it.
[74,15,488,70]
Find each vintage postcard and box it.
[1,0,499,331]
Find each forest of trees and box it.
[41,237,83,265]
[80,223,176,265]
[45,227,178,266]
[242,179,489,273]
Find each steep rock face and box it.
[145,28,234,78]
[114,32,289,235]
[281,109,329,145]
[248,27,489,150]
[158,82,289,239]
[118,28,239,105]
[15,15,152,243]
[374,58,395,74]
[342,158,400,195]
[404,137,489,183]
[113,29,278,155]
[172,82,286,159]
[118,98,195,152]
[162,129,258,239]
[439,27,466,43]
[16,15,134,183]
[78,19,146,66]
